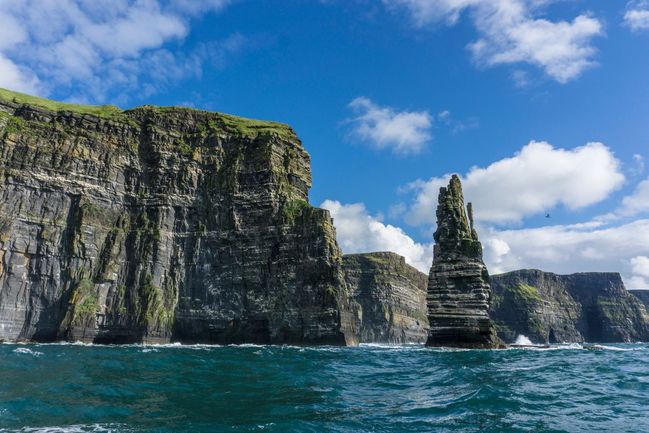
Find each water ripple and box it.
[0,343,647,432]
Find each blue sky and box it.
[2,0,649,287]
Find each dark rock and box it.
[491,270,649,343]
[342,252,428,343]
[630,290,649,309]
[0,89,356,345]
[425,175,501,348]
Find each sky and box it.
[1,0,649,287]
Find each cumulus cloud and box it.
[404,141,625,225]
[321,200,434,272]
[629,256,649,288]
[625,1,649,31]
[347,97,433,155]
[0,54,40,94]
[481,220,649,288]
[0,0,238,102]
[385,0,603,83]
[616,177,649,217]
[321,195,649,288]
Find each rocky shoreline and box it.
[1,88,647,346]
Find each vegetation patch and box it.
[506,283,541,303]
[218,113,295,140]
[0,88,126,120]
[282,199,310,222]
[1,114,26,138]
[139,275,175,331]
[363,254,395,268]
[71,278,99,326]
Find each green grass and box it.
[71,278,99,326]
[1,87,296,139]
[506,283,541,303]
[0,88,124,119]
[218,113,294,140]
[282,199,311,222]
[363,254,395,268]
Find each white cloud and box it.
[0,0,238,102]
[481,220,649,289]
[625,1,649,31]
[0,54,40,94]
[321,196,649,288]
[484,238,511,274]
[405,141,625,225]
[321,200,434,273]
[170,0,231,15]
[631,256,649,278]
[347,97,433,155]
[618,178,649,217]
[385,0,603,83]
[384,0,481,25]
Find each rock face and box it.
[0,88,356,345]
[425,175,500,348]
[342,252,428,343]
[630,290,649,309]
[491,270,649,343]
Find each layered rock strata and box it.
[342,252,428,343]
[630,290,649,309]
[0,88,356,345]
[425,175,501,348]
[491,270,649,343]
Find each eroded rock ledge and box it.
[343,252,428,343]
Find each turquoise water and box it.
[1,343,648,433]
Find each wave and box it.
[12,347,43,357]
[10,424,129,433]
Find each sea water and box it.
[1,342,648,432]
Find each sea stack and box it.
[425,175,501,348]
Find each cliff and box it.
[0,88,356,345]
[342,252,428,343]
[491,270,649,343]
[425,175,501,348]
[630,290,649,309]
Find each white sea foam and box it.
[12,347,43,357]
[587,344,634,352]
[514,335,533,346]
[16,423,129,432]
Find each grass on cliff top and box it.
[218,112,294,140]
[0,88,124,119]
[0,88,295,139]
[343,252,400,268]
[146,105,295,139]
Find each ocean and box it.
[0,343,647,432]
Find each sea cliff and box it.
[0,88,355,345]
[343,252,428,343]
[491,270,649,343]
[1,89,646,348]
